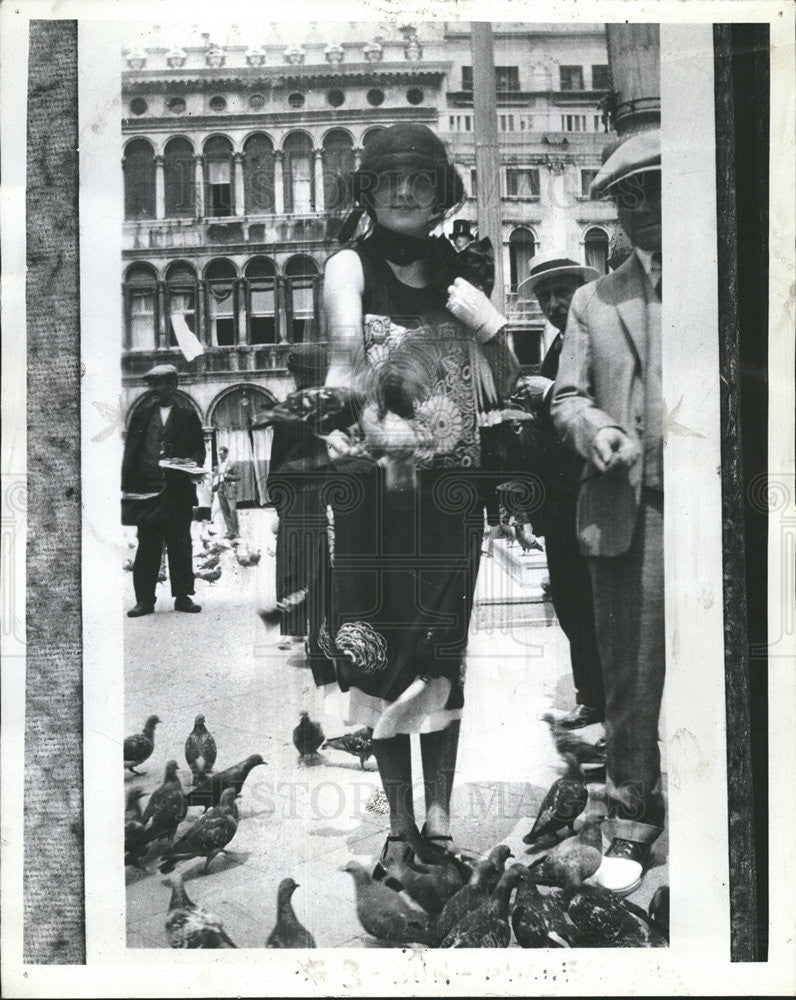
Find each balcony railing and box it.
[123,213,346,252]
[122,342,324,379]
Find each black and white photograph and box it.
[2,1,794,996]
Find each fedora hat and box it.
[518,249,599,296]
[590,129,661,198]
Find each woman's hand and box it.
[324,428,356,460]
[446,276,508,343]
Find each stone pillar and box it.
[154,155,165,220]
[273,151,285,215]
[353,146,362,170]
[156,281,167,350]
[276,276,288,342]
[313,148,325,212]
[233,152,245,216]
[193,155,205,218]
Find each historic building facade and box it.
[121,22,617,502]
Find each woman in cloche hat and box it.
[316,123,519,873]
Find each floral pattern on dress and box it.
[361,314,481,468]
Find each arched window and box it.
[204,259,237,346]
[584,226,609,276]
[362,126,385,149]
[209,385,278,504]
[124,263,158,350]
[322,129,354,214]
[284,255,319,343]
[164,137,195,218]
[244,257,277,345]
[283,132,314,214]
[123,139,155,219]
[509,227,537,292]
[204,135,234,217]
[165,261,197,348]
[243,133,275,214]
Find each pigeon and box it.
[648,884,670,940]
[523,755,588,847]
[513,521,544,553]
[158,787,239,874]
[439,864,525,948]
[433,846,513,942]
[164,873,237,948]
[292,711,324,765]
[195,552,220,571]
[511,877,576,948]
[124,788,148,867]
[195,565,222,584]
[382,853,464,916]
[322,727,374,770]
[124,715,161,774]
[185,714,218,785]
[184,754,266,811]
[340,860,437,945]
[141,760,187,845]
[235,545,261,567]
[122,557,134,572]
[265,877,317,948]
[524,820,603,890]
[550,729,607,767]
[566,886,652,947]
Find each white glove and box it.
[446,276,507,343]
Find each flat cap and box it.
[590,129,661,197]
[143,363,179,380]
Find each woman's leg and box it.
[419,719,461,839]
[371,734,415,857]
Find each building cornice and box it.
[123,63,451,94]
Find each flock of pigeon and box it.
[124,707,669,949]
[122,533,261,586]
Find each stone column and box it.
[193,155,205,218]
[273,151,285,215]
[233,152,245,216]
[353,146,362,170]
[154,155,165,219]
[156,281,167,350]
[313,148,325,212]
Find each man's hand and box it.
[446,276,507,343]
[324,428,355,460]
[591,427,640,475]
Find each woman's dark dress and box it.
[316,239,500,729]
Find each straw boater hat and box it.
[590,128,661,198]
[518,249,599,296]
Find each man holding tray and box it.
[122,363,206,616]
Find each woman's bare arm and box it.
[322,249,365,390]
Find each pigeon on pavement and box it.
[184,754,266,811]
[550,729,607,767]
[433,846,513,942]
[158,787,239,874]
[185,714,218,785]
[141,760,187,845]
[382,854,463,916]
[164,873,237,948]
[567,886,654,947]
[292,711,324,765]
[523,755,588,847]
[340,860,437,945]
[265,877,316,948]
[524,820,603,890]
[511,877,575,947]
[124,788,148,867]
[124,715,161,774]
[322,728,374,770]
[439,864,525,948]
[195,565,222,584]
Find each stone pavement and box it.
[123,508,668,949]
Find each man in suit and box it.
[551,130,663,895]
[213,445,240,539]
[516,251,604,730]
[122,364,206,617]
